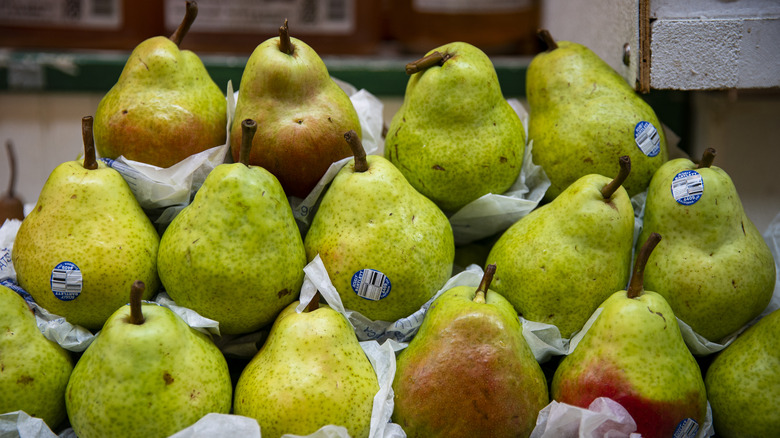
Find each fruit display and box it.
[2,5,779,437]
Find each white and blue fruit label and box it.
[672,418,699,438]
[50,261,83,301]
[351,269,391,301]
[634,121,661,157]
[671,170,704,205]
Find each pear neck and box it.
[344,130,368,172]
[238,119,258,166]
[627,233,661,299]
[169,1,198,47]
[601,156,631,199]
[278,19,294,55]
[537,29,558,51]
[697,148,717,169]
[405,51,452,75]
[128,281,146,325]
[473,264,497,303]
[306,293,321,313]
[5,141,16,197]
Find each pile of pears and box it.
[3,6,778,437]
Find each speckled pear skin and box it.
[0,286,74,429]
[230,36,361,198]
[234,301,378,438]
[304,155,455,322]
[65,301,232,438]
[94,36,227,168]
[11,159,160,331]
[392,286,548,438]
[157,162,306,335]
[638,158,775,342]
[385,41,525,212]
[705,309,780,438]
[552,290,708,438]
[486,173,634,338]
[527,40,668,201]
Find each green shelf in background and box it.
[0,49,689,151]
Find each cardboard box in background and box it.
[0,0,164,51]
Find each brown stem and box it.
[537,29,558,51]
[405,51,451,75]
[473,264,497,303]
[601,155,631,199]
[306,292,320,312]
[81,116,98,170]
[278,19,294,55]
[129,281,146,325]
[696,148,717,169]
[239,119,257,166]
[627,232,661,299]
[5,140,16,197]
[344,130,368,173]
[169,1,198,46]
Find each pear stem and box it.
[128,281,146,325]
[170,1,198,46]
[81,116,98,170]
[696,148,717,169]
[473,264,497,304]
[537,29,558,51]
[627,232,661,299]
[5,140,16,197]
[601,155,631,199]
[278,19,294,55]
[344,130,368,173]
[306,292,321,313]
[239,119,257,166]
[405,51,452,75]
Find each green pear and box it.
[0,285,74,429]
[66,281,232,438]
[638,148,775,342]
[158,119,306,335]
[486,156,635,338]
[527,29,668,201]
[12,117,160,331]
[94,2,227,168]
[230,20,361,198]
[705,308,780,437]
[552,233,708,438]
[233,295,378,438]
[393,265,548,438]
[385,42,525,212]
[304,131,454,322]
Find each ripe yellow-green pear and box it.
[230,20,361,198]
[393,265,548,438]
[158,119,306,335]
[304,131,454,322]
[12,117,160,331]
[638,148,775,342]
[527,29,668,201]
[234,295,378,438]
[486,156,635,338]
[94,1,227,168]
[385,41,525,212]
[705,309,780,438]
[65,281,232,438]
[0,285,74,430]
[552,233,708,438]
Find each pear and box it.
[65,281,232,438]
[705,309,780,437]
[385,42,525,212]
[233,294,378,438]
[230,20,361,198]
[638,148,775,342]
[527,29,668,201]
[158,119,306,335]
[1,140,24,221]
[0,285,74,429]
[552,233,708,438]
[94,1,227,168]
[12,117,160,331]
[304,131,455,322]
[393,265,548,438]
[486,156,635,338]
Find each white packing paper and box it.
[0,411,59,438]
